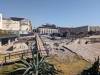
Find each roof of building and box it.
[2,17,30,21]
[38,24,58,29]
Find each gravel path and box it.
[65,41,100,63]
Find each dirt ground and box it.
[0,54,91,75]
[47,55,91,75]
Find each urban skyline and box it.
[0,0,100,27]
[0,1,100,75]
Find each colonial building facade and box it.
[0,13,32,34]
[38,24,59,35]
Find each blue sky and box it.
[0,0,100,27]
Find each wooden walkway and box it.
[35,34,47,56]
[0,49,32,65]
[0,34,47,65]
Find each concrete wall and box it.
[88,26,100,32]
[13,42,29,51]
[20,20,32,32]
[0,14,32,34]
[2,19,20,30]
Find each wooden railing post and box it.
[9,53,10,59]
[4,56,6,63]
[21,53,24,59]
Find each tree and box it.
[88,31,95,36]
[62,32,67,37]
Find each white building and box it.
[0,13,2,29]
[38,25,59,34]
[0,13,32,34]
[88,26,100,32]
[70,25,100,35]
[38,27,58,35]
[20,19,32,34]
[2,18,20,30]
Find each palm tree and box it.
[9,51,58,75]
